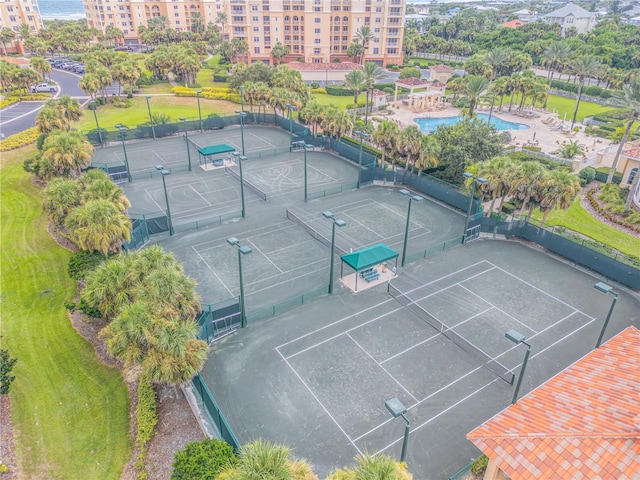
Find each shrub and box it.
[68,250,107,281]
[471,455,489,476]
[594,167,622,184]
[501,201,517,214]
[0,127,40,151]
[310,81,320,89]
[76,298,102,318]
[579,167,596,185]
[325,85,354,96]
[135,372,158,479]
[171,439,237,480]
[310,87,326,94]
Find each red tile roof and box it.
[286,61,361,71]
[395,77,430,86]
[468,326,640,480]
[371,89,387,97]
[1,56,29,65]
[622,147,640,160]
[502,19,526,28]
[430,64,453,72]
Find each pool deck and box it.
[385,104,613,166]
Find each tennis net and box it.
[224,165,267,201]
[388,283,515,384]
[286,209,347,256]
[185,135,201,154]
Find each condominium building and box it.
[83,0,405,66]
[0,0,44,54]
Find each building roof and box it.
[467,326,640,480]
[502,19,526,28]
[371,89,387,97]
[395,77,430,87]
[430,64,453,72]
[341,243,398,271]
[198,144,235,157]
[1,56,30,66]
[544,3,595,19]
[286,61,360,71]
[622,147,640,160]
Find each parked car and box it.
[31,83,58,93]
[74,66,85,74]
[114,45,132,51]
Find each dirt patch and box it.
[0,395,18,479]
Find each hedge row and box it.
[171,86,241,103]
[587,187,640,234]
[594,167,622,184]
[135,372,158,480]
[0,93,53,109]
[0,127,40,152]
[550,79,614,99]
[342,134,382,157]
[325,85,355,96]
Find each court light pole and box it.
[593,282,619,348]
[89,101,103,146]
[227,237,252,328]
[155,165,173,235]
[505,329,531,405]
[179,117,192,172]
[234,110,247,156]
[462,172,487,242]
[115,124,132,182]
[354,130,370,188]
[196,90,203,132]
[232,151,246,218]
[286,103,296,150]
[399,189,424,267]
[303,144,313,202]
[322,211,346,294]
[385,398,410,463]
[145,95,156,140]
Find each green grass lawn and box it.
[530,198,640,258]
[312,92,366,109]
[76,95,238,132]
[539,95,612,123]
[0,146,131,479]
[138,82,175,94]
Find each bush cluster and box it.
[471,455,489,476]
[135,372,158,480]
[501,201,517,215]
[213,74,229,82]
[579,167,596,185]
[68,250,108,281]
[0,127,40,151]
[171,439,236,480]
[171,86,240,103]
[587,186,640,233]
[325,85,355,96]
[594,167,622,184]
[550,80,614,99]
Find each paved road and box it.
[0,69,88,138]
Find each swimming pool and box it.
[414,113,530,132]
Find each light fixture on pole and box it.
[89,101,103,146]
[286,103,296,150]
[322,211,346,294]
[155,165,173,235]
[227,237,252,328]
[505,329,531,405]
[234,110,247,155]
[303,144,314,202]
[179,117,192,172]
[145,95,156,140]
[196,90,203,132]
[462,172,487,242]
[354,130,371,188]
[399,189,423,267]
[232,151,246,218]
[385,398,410,463]
[115,124,132,182]
[593,282,619,348]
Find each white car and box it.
[31,83,58,93]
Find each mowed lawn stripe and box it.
[1,147,130,480]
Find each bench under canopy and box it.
[340,243,399,291]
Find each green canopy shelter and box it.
[198,144,236,166]
[340,243,399,291]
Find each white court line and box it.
[341,212,385,240]
[192,248,234,296]
[245,263,328,296]
[193,220,295,250]
[457,283,541,334]
[347,333,418,403]
[276,349,362,456]
[154,151,165,163]
[379,332,441,365]
[275,260,494,351]
[247,131,275,148]
[143,186,166,212]
[187,184,213,207]
[113,151,124,164]
[247,239,284,274]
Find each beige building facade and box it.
[83,0,405,66]
[0,0,44,54]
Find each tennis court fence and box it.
[224,165,268,201]
[191,374,240,451]
[388,283,515,384]
[285,209,347,256]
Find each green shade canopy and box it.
[341,243,399,271]
[198,144,236,156]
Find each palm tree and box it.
[484,48,509,81]
[324,109,353,140]
[300,101,324,136]
[511,161,547,217]
[65,199,131,254]
[36,105,66,134]
[133,267,201,322]
[30,56,52,82]
[353,26,375,63]
[417,135,440,175]
[54,96,83,130]
[569,55,603,129]
[0,27,15,55]
[216,12,228,37]
[559,140,586,160]
[42,130,94,178]
[372,120,400,175]
[539,170,582,226]
[82,178,131,212]
[346,41,365,64]
[327,453,412,480]
[271,41,289,65]
[363,61,385,121]
[607,79,640,184]
[478,156,514,214]
[464,75,489,117]
[344,68,366,122]
[79,73,100,101]
[43,178,82,226]
[541,42,572,85]
[218,440,317,480]
[398,125,424,175]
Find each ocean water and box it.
[38,0,86,20]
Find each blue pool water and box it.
[414,114,530,132]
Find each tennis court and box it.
[91,126,291,176]
[200,239,640,479]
